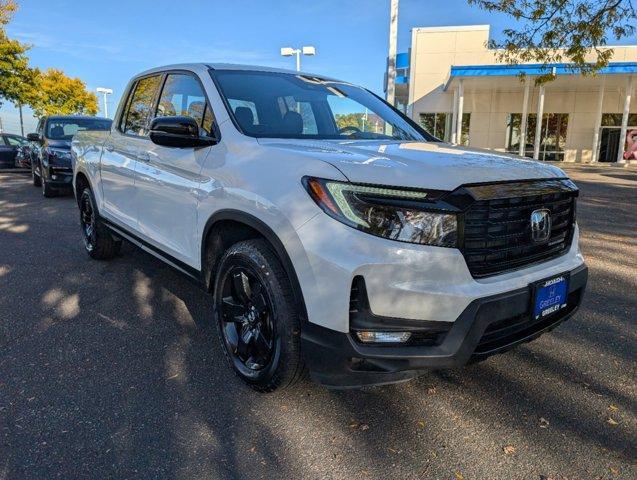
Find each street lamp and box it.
[280,46,316,71]
[96,87,113,118]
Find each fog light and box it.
[51,175,58,180]
[355,331,412,343]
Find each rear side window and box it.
[6,136,26,146]
[156,73,216,136]
[121,75,162,136]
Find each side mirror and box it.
[27,133,42,143]
[149,116,216,148]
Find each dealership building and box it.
[391,25,637,164]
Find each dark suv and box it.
[29,115,112,197]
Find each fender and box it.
[201,209,309,321]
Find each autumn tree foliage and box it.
[29,69,98,117]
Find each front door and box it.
[135,72,217,268]
[100,74,163,229]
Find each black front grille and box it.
[461,180,577,278]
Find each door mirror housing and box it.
[27,133,42,143]
[149,116,217,148]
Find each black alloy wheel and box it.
[80,190,96,253]
[32,164,41,187]
[213,239,305,392]
[78,188,120,260]
[220,266,276,374]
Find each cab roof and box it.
[135,63,340,82]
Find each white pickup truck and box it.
[72,63,587,391]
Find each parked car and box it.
[0,133,30,169]
[28,115,112,197]
[72,64,588,392]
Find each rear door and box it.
[0,136,13,168]
[5,136,26,166]
[135,71,217,267]
[101,74,162,230]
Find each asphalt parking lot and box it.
[0,165,635,480]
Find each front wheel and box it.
[213,239,305,392]
[79,188,121,260]
[41,177,54,197]
[32,166,41,187]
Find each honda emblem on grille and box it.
[530,209,552,243]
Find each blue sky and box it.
[2,0,636,134]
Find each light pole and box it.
[386,0,399,107]
[96,87,113,118]
[280,46,316,71]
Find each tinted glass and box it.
[122,75,162,136]
[46,118,112,140]
[213,70,432,141]
[156,73,214,135]
[5,136,27,146]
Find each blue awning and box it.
[443,62,637,90]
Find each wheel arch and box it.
[201,210,309,322]
[74,171,90,206]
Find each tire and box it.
[41,178,54,197]
[213,239,305,392]
[32,167,41,187]
[78,188,121,260]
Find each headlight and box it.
[304,177,457,247]
[45,147,71,162]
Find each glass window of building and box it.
[419,112,470,145]
[506,113,569,161]
[601,113,637,126]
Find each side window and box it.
[122,75,162,136]
[156,73,216,136]
[36,119,44,136]
[6,136,25,146]
[0,136,7,146]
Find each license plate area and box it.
[532,273,570,321]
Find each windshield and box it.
[46,118,112,140]
[212,70,433,141]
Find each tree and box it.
[0,0,37,107]
[468,0,637,83]
[29,68,99,117]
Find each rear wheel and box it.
[213,239,305,392]
[79,188,121,260]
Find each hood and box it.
[45,139,72,149]
[257,139,566,191]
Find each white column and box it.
[591,77,606,163]
[456,79,464,145]
[451,87,459,144]
[519,77,531,157]
[617,75,634,163]
[533,84,546,160]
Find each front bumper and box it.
[44,167,73,188]
[302,263,587,388]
